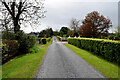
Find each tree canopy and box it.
[79,11,112,37]
[59,27,70,37]
[0,0,46,33]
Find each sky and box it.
[21,0,119,33]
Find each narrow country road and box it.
[35,36,105,78]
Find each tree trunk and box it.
[13,19,20,34]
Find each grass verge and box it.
[64,43,120,79]
[2,40,52,78]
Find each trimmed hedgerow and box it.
[41,38,46,44]
[2,40,19,64]
[38,38,51,44]
[68,38,120,63]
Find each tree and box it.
[114,26,120,37]
[79,11,112,37]
[39,30,46,38]
[39,28,53,38]
[70,18,80,32]
[59,27,70,37]
[69,18,80,37]
[79,23,93,37]
[0,0,46,33]
[46,28,53,37]
[53,30,59,36]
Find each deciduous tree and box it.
[0,0,46,33]
[79,11,112,37]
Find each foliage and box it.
[56,36,61,41]
[70,18,80,32]
[16,31,36,53]
[2,41,52,78]
[19,35,36,53]
[53,31,59,36]
[29,45,40,54]
[46,38,51,42]
[38,38,51,44]
[2,31,15,40]
[68,30,74,37]
[68,38,120,63]
[2,40,19,64]
[0,0,45,33]
[41,38,46,44]
[79,11,112,37]
[39,30,46,38]
[107,35,114,40]
[39,28,53,38]
[114,26,120,37]
[46,28,53,38]
[59,27,70,37]
[69,18,80,37]
[64,43,119,78]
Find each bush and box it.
[107,35,114,40]
[68,38,120,63]
[2,40,19,64]
[29,45,40,53]
[2,31,15,40]
[18,35,36,53]
[46,38,51,42]
[41,38,46,44]
[38,38,41,44]
[16,31,36,53]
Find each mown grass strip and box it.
[64,43,119,78]
[2,40,52,78]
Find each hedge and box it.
[38,38,51,44]
[68,38,120,63]
[41,38,46,44]
[2,40,19,64]
[18,35,36,53]
[2,31,15,40]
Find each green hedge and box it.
[38,38,51,44]
[2,40,19,64]
[18,35,36,53]
[2,31,15,40]
[41,38,46,44]
[68,38,120,63]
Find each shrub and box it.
[107,35,114,40]
[18,35,36,53]
[2,31,15,40]
[41,38,46,44]
[46,38,51,42]
[29,45,40,53]
[38,38,41,44]
[68,38,120,63]
[2,40,19,64]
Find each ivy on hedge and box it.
[68,38,120,63]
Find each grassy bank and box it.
[2,40,52,78]
[64,43,119,78]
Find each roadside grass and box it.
[0,66,2,80]
[2,40,52,78]
[64,43,120,79]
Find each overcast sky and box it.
[21,0,119,33]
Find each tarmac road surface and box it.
[35,36,105,78]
